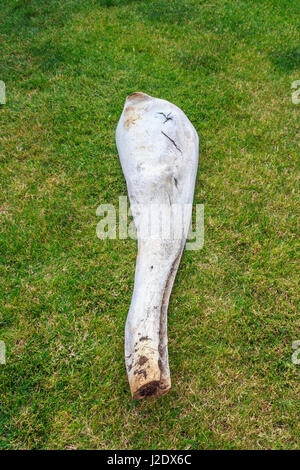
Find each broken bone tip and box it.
[131,379,171,400]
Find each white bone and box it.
[116,92,198,399]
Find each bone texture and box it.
[116,92,198,399]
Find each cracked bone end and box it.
[127,343,171,399]
[129,359,171,400]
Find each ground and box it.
[0,0,299,450]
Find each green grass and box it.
[0,0,299,450]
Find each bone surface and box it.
[116,92,199,399]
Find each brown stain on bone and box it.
[123,105,141,130]
[138,355,148,366]
[138,381,160,398]
[123,92,150,129]
[126,92,150,103]
[133,368,147,379]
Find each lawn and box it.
[0,0,299,450]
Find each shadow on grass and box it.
[269,47,300,72]
[176,50,229,74]
[99,0,138,6]
[1,0,136,38]
[137,0,196,25]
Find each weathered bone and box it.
[116,92,198,399]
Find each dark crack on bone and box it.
[157,112,173,124]
[161,131,182,154]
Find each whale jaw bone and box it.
[116,92,199,399]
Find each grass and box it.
[0,0,299,450]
